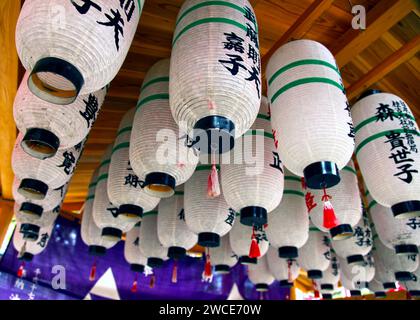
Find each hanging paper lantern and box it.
[13,221,54,262]
[12,133,84,199]
[405,265,420,298]
[339,253,375,291]
[93,145,139,241]
[373,236,418,282]
[81,168,119,254]
[157,185,198,260]
[16,0,142,104]
[14,200,59,242]
[370,241,397,291]
[331,211,373,265]
[351,90,420,219]
[369,277,387,298]
[139,211,168,268]
[266,39,354,189]
[266,246,300,288]
[297,225,331,279]
[221,96,284,226]
[108,108,160,217]
[266,169,309,259]
[130,59,199,198]
[184,166,235,247]
[315,251,341,292]
[170,0,261,155]
[229,215,269,265]
[306,160,362,240]
[367,190,420,256]
[13,177,68,215]
[124,222,148,272]
[248,255,275,292]
[13,72,106,159]
[208,235,238,274]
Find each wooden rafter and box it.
[331,0,417,67]
[261,0,335,70]
[346,34,420,100]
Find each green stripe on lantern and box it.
[284,176,301,182]
[196,165,221,171]
[283,190,305,197]
[342,166,357,175]
[309,227,323,232]
[243,129,274,139]
[98,159,111,169]
[96,173,109,183]
[136,93,170,110]
[143,211,158,217]
[174,191,184,195]
[354,112,416,134]
[140,76,170,91]
[268,59,340,86]
[368,200,377,211]
[270,77,344,104]
[116,126,132,137]
[112,142,130,155]
[257,113,270,121]
[86,194,95,201]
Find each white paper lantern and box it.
[367,190,420,256]
[339,253,375,291]
[266,169,309,259]
[14,201,59,243]
[124,223,148,272]
[170,0,261,154]
[248,255,275,292]
[332,212,373,265]
[229,215,269,265]
[405,265,420,298]
[16,0,142,104]
[81,168,119,254]
[184,166,235,247]
[139,211,168,268]
[316,252,341,292]
[93,145,139,241]
[373,236,418,282]
[306,160,362,240]
[221,96,284,226]
[13,177,67,214]
[208,235,238,274]
[130,59,199,198]
[13,221,53,262]
[13,72,106,159]
[297,225,331,279]
[368,278,387,298]
[12,134,84,200]
[351,91,420,219]
[266,246,300,288]
[266,39,354,190]
[157,185,198,260]
[370,243,397,291]
[108,108,160,217]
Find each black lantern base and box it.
[130,264,145,273]
[144,172,176,198]
[168,246,187,260]
[19,252,34,262]
[307,270,323,279]
[240,206,267,227]
[22,128,60,160]
[101,227,122,241]
[409,290,420,298]
[278,246,298,259]
[383,282,396,290]
[392,201,420,219]
[215,265,230,274]
[256,284,269,292]
[28,57,84,105]
[350,290,362,297]
[395,244,419,255]
[193,116,235,154]
[330,224,353,240]
[357,89,382,101]
[347,254,365,265]
[375,292,386,298]
[147,257,164,268]
[18,178,49,201]
[20,223,40,241]
[20,202,43,217]
[88,245,106,256]
[303,161,340,189]
[395,271,413,281]
[118,204,143,218]
[238,256,257,265]
[321,284,334,291]
[198,232,220,248]
[279,280,293,288]
[322,293,333,300]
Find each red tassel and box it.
[131,273,138,293]
[301,177,307,190]
[149,274,156,288]
[322,187,339,229]
[204,250,212,278]
[17,262,25,278]
[313,280,320,298]
[406,290,412,300]
[89,259,97,282]
[207,155,220,198]
[171,261,178,284]
[249,227,261,259]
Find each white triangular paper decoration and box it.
[89,267,120,300]
[83,293,92,300]
[227,283,244,300]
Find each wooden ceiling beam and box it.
[0,0,20,200]
[346,34,420,100]
[261,0,335,70]
[331,0,416,67]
